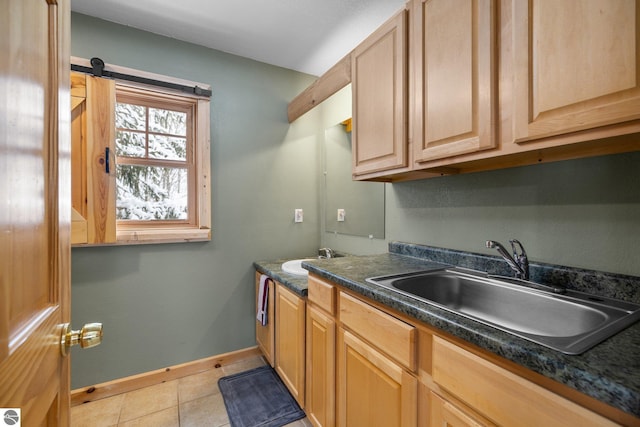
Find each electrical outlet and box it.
[294,209,303,223]
[337,208,345,222]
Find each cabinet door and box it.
[432,336,618,427]
[352,10,408,178]
[255,272,275,367]
[275,284,306,407]
[337,328,417,427]
[412,0,497,164]
[306,305,336,427]
[430,392,494,427]
[510,0,640,143]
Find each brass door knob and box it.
[60,322,103,356]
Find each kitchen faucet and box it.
[318,248,335,259]
[486,239,529,280]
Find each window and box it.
[115,89,194,224]
[70,61,211,246]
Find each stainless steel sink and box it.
[366,268,640,354]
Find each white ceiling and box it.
[70,0,407,77]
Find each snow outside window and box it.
[114,84,211,243]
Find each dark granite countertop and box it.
[254,245,640,420]
[254,258,314,297]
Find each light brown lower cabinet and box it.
[306,304,336,427]
[306,273,631,427]
[337,328,418,427]
[429,391,495,427]
[336,288,418,427]
[257,273,632,426]
[306,273,338,427]
[275,283,306,407]
[255,272,275,367]
[430,336,618,427]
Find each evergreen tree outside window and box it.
[115,86,203,232]
[116,90,194,223]
[70,60,211,246]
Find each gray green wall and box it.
[70,13,322,389]
[326,150,640,277]
[71,13,640,390]
[384,151,640,276]
[319,96,640,276]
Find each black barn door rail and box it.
[71,57,212,98]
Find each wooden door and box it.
[306,305,336,427]
[411,0,497,164]
[337,328,417,427]
[510,0,640,144]
[275,284,306,407]
[0,0,72,426]
[352,10,408,178]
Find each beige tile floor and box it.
[71,355,312,427]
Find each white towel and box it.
[257,274,270,326]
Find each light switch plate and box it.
[294,209,303,223]
[337,208,345,222]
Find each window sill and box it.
[117,228,211,245]
[71,228,211,247]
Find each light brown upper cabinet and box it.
[351,10,408,178]
[345,0,640,181]
[507,0,640,145]
[411,0,497,165]
[351,0,498,180]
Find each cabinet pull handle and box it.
[105,147,110,174]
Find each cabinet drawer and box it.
[308,274,336,315]
[432,336,617,427]
[339,291,416,370]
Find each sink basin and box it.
[282,259,315,276]
[366,268,640,354]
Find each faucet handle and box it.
[509,239,529,279]
[509,239,527,260]
[318,248,334,259]
[486,239,529,280]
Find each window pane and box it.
[116,165,188,220]
[116,102,146,130]
[149,108,187,136]
[116,130,146,157]
[149,135,187,161]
